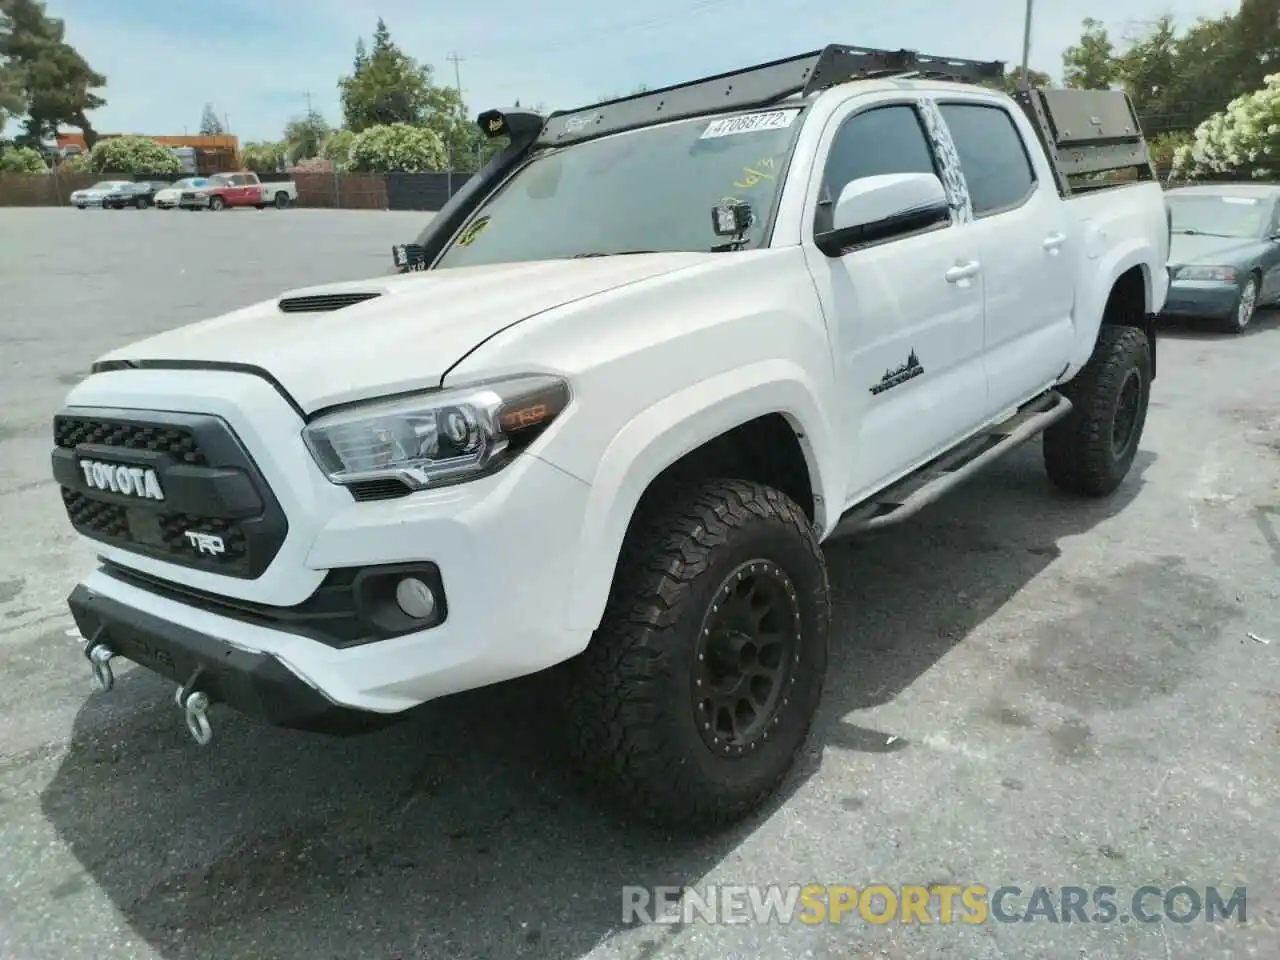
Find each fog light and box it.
[394,577,436,620]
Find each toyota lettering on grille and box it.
[78,459,165,500]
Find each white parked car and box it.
[52,44,1169,831]
[69,180,132,209]
[154,177,211,209]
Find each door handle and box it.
[945,261,980,283]
[1043,232,1067,250]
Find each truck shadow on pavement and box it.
[39,443,1154,960]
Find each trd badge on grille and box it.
[184,531,226,556]
[78,458,165,500]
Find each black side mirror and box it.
[815,197,950,257]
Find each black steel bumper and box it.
[67,583,398,735]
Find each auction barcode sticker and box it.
[701,110,800,139]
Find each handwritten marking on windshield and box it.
[456,216,491,247]
[734,156,777,189]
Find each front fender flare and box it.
[563,359,840,633]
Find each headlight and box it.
[1174,265,1237,282]
[302,374,571,489]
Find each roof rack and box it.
[537,44,1004,147]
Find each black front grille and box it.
[181,191,196,200]
[54,417,206,465]
[278,292,381,313]
[52,409,288,579]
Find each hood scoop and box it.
[278,291,383,313]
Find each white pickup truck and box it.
[54,45,1168,832]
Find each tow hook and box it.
[85,639,116,692]
[175,686,213,745]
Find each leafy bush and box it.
[1147,131,1193,174]
[347,123,446,173]
[58,151,91,173]
[1173,75,1280,179]
[0,145,48,174]
[88,135,181,174]
[322,129,356,171]
[242,140,286,172]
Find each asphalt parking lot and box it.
[1,205,1279,960]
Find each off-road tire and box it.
[1043,324,1151,497]
[208,196,225,211]
[274,191,290,209]
[564,478,830,832]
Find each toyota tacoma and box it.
[54,44,1168,831]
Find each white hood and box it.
[93,254,711,412]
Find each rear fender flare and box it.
[1068,239,1155,377]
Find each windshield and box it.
[90,181,122,190]
[1167,194,1272,238]
[209,174,233,186]
[434,107,805,268]
[174,178,206,189]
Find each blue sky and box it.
[50,0,1239,144]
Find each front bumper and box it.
[69,581,386,734]
[179,197,211,209]
[57,365,594,721]
[1158,280,1240,318]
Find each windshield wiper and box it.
[570,250,659,258]
[1174,229,1235,237]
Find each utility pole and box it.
[1020,0,1034,84]
[447,52,466,179]
[447,52,465,104]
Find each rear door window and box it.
[938,103,1036,217]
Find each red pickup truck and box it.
[178,171,299,211]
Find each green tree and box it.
[0,60,24,135]
[372,17,391,54]
[352,37,367,75]
[0,0,105,147]
[347,122,446,172]
[1001,66,1052,93]
[199,102,224,135]
[242,140,286,171]
[338,20,436,132]
[283,108,329,163]
[0,142,44,171]
[1232,0,1280,98]
[322,128,355,170]
[88,134,179,174]
[1062,17,1116,89]
[1116,16,1179,135]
